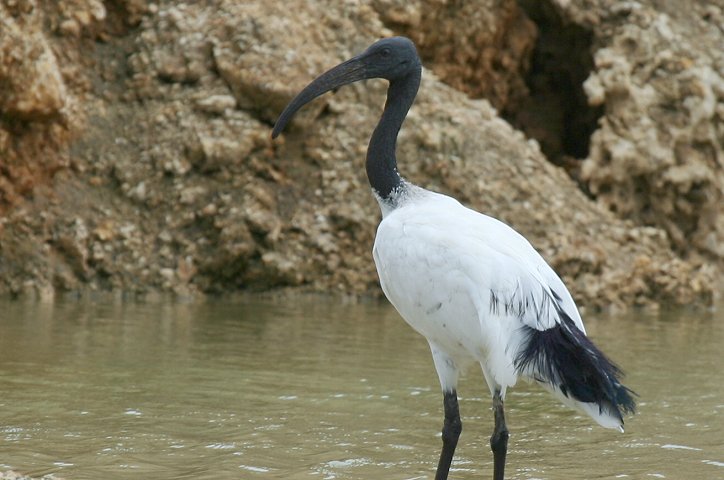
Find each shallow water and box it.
[0,297,722,479]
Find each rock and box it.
[194,94,237,115]
[120,0,151,26]
[211,1,384,125]
[373,0,537,111]
[261,251,304,286]
[191,112,270,172]
[0,0,718,308]
[0,1,67,120]
[53,217,90,278]
[56,0,107,38]
[567,0,724,263]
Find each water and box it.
[0,297,722,479]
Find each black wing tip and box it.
[603,382,637,426]
[515,317,637,419]
[615,383,638,415]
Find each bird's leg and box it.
[435,389,462,480]
[490,389,509,480]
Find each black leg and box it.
[490,390,509,480]
[435,389,462,480]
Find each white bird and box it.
[272,36,635,480]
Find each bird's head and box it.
[359,36,421,81]
[272,36,421,138]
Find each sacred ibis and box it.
[272,36,635,480]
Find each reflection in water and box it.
[0,297,722,479]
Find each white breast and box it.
[372,189,532,389]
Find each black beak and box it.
[272,56,367,138]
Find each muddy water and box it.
[0,297,722,479]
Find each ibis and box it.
[272,36,635,480]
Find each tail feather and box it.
[514,311,636,428]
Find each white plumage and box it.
[373,183,623,430]
[272,36,634,480]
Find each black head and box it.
[272,36,421,138]
[356,36,421,81]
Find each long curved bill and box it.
[272,56,367,138]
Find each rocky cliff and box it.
[0,0,720,309]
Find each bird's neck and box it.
[366,67,421,202]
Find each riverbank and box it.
[1,0,721,310]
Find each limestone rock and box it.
[567,0,724,263]
[373,0,537,111]
[0,0,718,309]
[0,1,67,120]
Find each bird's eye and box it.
[380,48,391,57]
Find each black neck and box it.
[366,66,421,200]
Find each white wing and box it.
[420,191,585,334]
